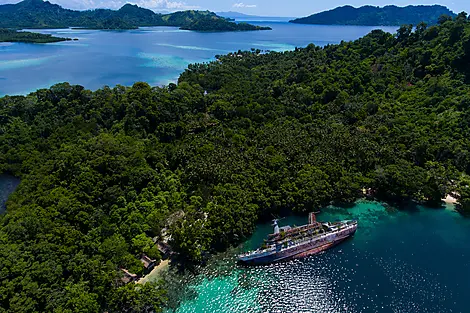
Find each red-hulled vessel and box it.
[238,213,357,265]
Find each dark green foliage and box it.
[1,15,470,313]
[181,17,271,31]
[0,0,81,29]
[459,189,470,213]
[457,178,470,214]
[0,28,71,43]
[290,5,456,26]
[164,10,270,31]
[107,282,166,313]
[0,0,269,32]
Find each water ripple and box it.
[163,202,469,313]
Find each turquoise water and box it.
[163,201,470,313]
[0,23,397,96]
[0,174,20,214]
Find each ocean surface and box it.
[0,22,397,97]
[162,201,470,313]
[0,175,20,214]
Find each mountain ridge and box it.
[0,0,271,31]
[290,5,456,26]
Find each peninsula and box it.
[290,5,456,26]
[0,0,271,32]
[0,28,72,43]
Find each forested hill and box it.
[1,13,470,313]
[290,5,456,26]
[0,0,270,31]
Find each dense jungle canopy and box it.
[1,13,470,313]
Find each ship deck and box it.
[240,220,357,260]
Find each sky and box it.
[2,0,469,17]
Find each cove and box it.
[0,174,20,214]
[162,201,470,313]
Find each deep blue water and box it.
[0,22,397,96]
[164,202,470,313]
[0,175,20,214]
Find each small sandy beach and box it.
[442,194,458,204]
[136,259,169,284]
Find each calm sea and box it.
[0,22,397,97]
[163,201,470,313]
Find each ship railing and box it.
[280,223,357,250]
[274,224,325,241]
[239,247,276,257]
[268,223,320,239]
[241,222,357,257]
[277,222,355,245]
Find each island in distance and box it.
[0,28,75,43]
[291,5,456,26]
[0,0,271,32]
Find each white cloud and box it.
[49,0,199,11]
[233,2,257,8]
[131,0,199,10]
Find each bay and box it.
[0,22,397,97]
[163,201,470,313]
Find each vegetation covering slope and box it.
[290,5,456,26]
[0,0,270,31]
[181,19,271,31]
[0,28,72,43]
[1,13,470,313]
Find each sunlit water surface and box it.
[0,22,397,96]
[161,201,470,313]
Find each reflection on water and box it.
[0,174,20,214]
[163,201,470,313]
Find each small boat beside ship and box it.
[238,212,357,265]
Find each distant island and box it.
[0,28,72,43]
[0,0,271,32]
[290,5,456,26]
[182,19,270,31]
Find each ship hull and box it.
[239,224,356,265]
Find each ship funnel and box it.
[309,212,317,224]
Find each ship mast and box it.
[272,219,280,234]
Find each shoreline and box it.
[442,194,458,205]
[136,259,169,284]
